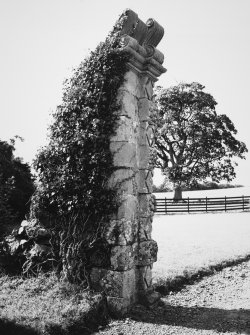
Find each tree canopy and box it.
[152,82,248,199]
[0,137,34,228]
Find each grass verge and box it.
[0,272,109,335]
[154,253,250,296]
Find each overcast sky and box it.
[0,0,249,185]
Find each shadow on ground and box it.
[131,303,250,334]
[0,318,39,335]
[0,317,104,335]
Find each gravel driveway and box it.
[96,260,250,335]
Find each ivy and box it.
[30,14,129,283]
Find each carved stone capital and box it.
[118,9,167,81]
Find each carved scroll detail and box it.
[144,18,164,47]
[119,9,166,81]
[120,9,148,45]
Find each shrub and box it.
[30,13,129,283]
[0,138,34,232]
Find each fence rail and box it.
[154,195,250,214]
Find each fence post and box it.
[243,195,245,211]
[225,196,227,212]
[206,197,208,212]
[188,197,190,213]
[165,197,167,214]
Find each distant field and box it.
[152,187,250,282]
[154,185,250,199]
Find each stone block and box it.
[138,192,155,218]
[139,145,150,169]
[116,90,139,119]
[146,125,155,147]
[135,240,158,266]
[139,194,151,217]
[120,70,142,98]
[138,98,150,121]
[108,169,139,195]
[110,245,135,270]
[139,121,154,146]
[103,218,137,246]
[138,121,147,146]
[138,217,152,241]
[107,296,133,317]
[142,78,154,100]
[116,194,139,221]
[136,265,152,292]
[110,142,138,168]
[110,116,138,143]
[137,290,161,307]
[138,169,153,194]
[30,243,51,256]
[90,267,136,299]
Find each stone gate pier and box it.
[90,9,166,314]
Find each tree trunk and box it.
[173,185,182,201]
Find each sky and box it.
[0,0,249,186]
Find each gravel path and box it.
[96,260,250,335]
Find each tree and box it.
[152,82,248,200]
[0,137,34,228]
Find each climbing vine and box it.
[31,14,129,283]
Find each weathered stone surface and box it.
[138,98,151,121]
[110,245,135,270]
[90,268,136,299]
[104,218,137,245]
[138,217,152,241]
[139,148,155,171]
[146,125,155,147]
[135,240,158,266]
[120,70,142,98]
[142,78,154,100]
[120,9,148,46]
[122,37,166,81]
[88,243,111,268]
[138,121,147,146]
[139,193,155,217]
[138,121,154,146]
[136,265,152,292]
[88,9,166,314]
[116,90,139,119]
[138,289,161,306]
[116,194,139,221]
[120,9,166,59]
[107,296,133,317]
[139,146,150,170]
[110,142,138,168]
[29,242,51,256]
[110,116,138,143]
[108,169,138,195]
[145,18,164,47]
[138,169,153,194]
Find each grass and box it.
[1,187,250,332]
[2,212,250,333]
[154,253,250,295]
[152,205,250,294]
[0,272,108,335]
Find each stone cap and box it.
[118,9,167,81]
